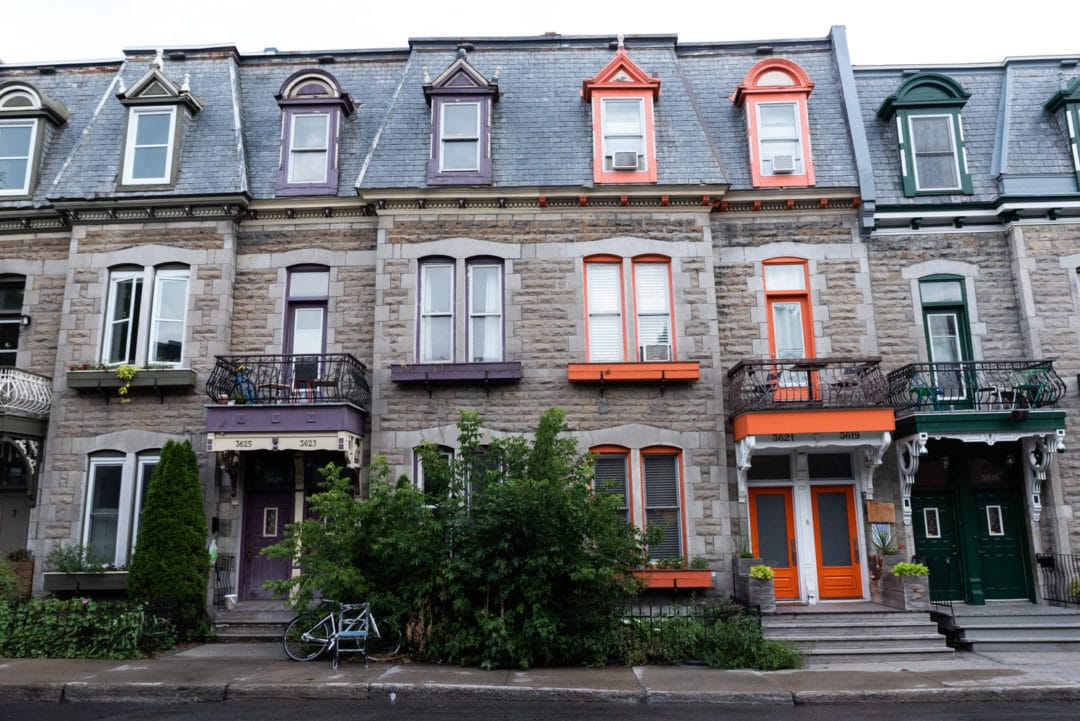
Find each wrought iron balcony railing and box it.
[0,367,52,418]
[205,354,370,411]
[726,357,888,415]
[886,360,1065,415]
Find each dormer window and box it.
[877,72,973,197]
[1045,75,1080,191]
[275,70,354,196]
[116,56,204,190]
[732,59,815,188]
[424,49,499,185]
[582,39,660,184]
[0,82,69,197]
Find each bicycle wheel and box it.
[282,614,332,661]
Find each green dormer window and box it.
[878,72,973,197]
[1045,75,1080,190]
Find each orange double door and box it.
[748,485,863,601]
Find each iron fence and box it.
[1035,552,1080,607]
[726,357,888,415]
[206,354,370,410]
[887,360,1065,415]
[918,555,956,617]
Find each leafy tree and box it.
[127,440,209,639]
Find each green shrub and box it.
[748,564,774,581]
[1068,578,1080,602]
[0,598,175,658]
[0,562,18,602]
[46,543,108,573]
[127,440,210,640]
[891,562,929,577]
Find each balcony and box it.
[205,354,370,409]
[0,367,52,419]
[726,356,889,416]
[886,360,1066,418]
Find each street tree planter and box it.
[42,571,129,594]
[66,369,197,404]
[870,568,930,611]
[732,557,776,613]
[633,568,714,590]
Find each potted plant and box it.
[5,549,33,600]
[747,564,776,613]
[633,556,714,589]
[872,560,929,611]
[41,543,128,595]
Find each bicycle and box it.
[282,601,381,670]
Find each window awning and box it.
[206,430,362,468]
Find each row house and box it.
[0,28,1076,631]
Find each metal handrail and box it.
[1035,552,1080,607]
[726,356,888,415]
[206,354,370,411]
[0,367,52,418]
[887,360,1065,415]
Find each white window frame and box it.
[756,101,804,176]
[102,266,189,367]
[908,113,963,192]
[419,262,455,363]
[0,118,38,196]
[287,111,331,184]
[439,102,481,172]
[633,261,672,362]
[601,97,646,171]
[586,261,624,362]
[122,106,177,185]
[83,451,157,568]
[467,261,503,363]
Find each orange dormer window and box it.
[732,58,815,188]
[582,40,660,184]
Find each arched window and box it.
[732,59,815,188]
[275,70,354,195]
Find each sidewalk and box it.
[2,643,1080,705]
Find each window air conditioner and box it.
[771,154,796,174]
[640,344,672,362]
[611,151,641,170]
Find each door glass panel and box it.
[986,505,1004,536]
[816,491,852,566]
[924,507,941,538]
[754,494,790,569]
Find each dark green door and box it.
[912,489,964,600]
[974,488,1031,600]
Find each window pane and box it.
[772,301,805,358]
[637,315,670,347]
[442,139,478,171]
[764,264,805,290]
[132,146,167,180]
[290,271,329,298]
[469,316,500,362]
[920,280,963,304]
[469,264,502,362]
[151,320,183,362]
[807,453,853,479]
[927,313,961,362]
[292,308,324,354]
[912,116,959,189]
[604,136,643,155]
[155,276,186,321]
[587,264,620,312]
[289,150,328,183]
[423,315,452,362]
[755,494,791,568]
[422,265,453,313]
[87,464,123,563]
[634,263,669,313]
[107,276,142,365]
[817,492,852,566]
[469,265,499,313]
[0,280,23,311]
[916,156,959,190]
[0,321,18,366]
[292,114,328,150]
[443,104,478,137]
[604,99,642,134]
[134,113,171,145]
[594,454,628,519]
[0,159,28,191]
[912,116,953,153]
[759,103,797,139]
[588,317,622,361]
[0,124,32,156]
[644,454,680,560]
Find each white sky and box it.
[3,0,1078,66]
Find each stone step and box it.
[966,639,1080,652]
[768,611,932,624]
[961,625,1080,642]
[949,614,1080,627]
[765,632,946,647]
[212,622,288,643]
[765,619,937,632]
[800,647,954,664]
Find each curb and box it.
[61,682,228,703]
[792,685,1080,704]
[369,682,644,703]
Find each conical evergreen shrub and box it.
[127,439,209,638]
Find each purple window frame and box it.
[276,103,340,196]
[284,265,329,356]
[465,256,505,363]
[427,95,493,185]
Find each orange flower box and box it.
[567,362,700,383]
[633,568,713,589]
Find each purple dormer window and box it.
[275,70,355,197]
[423,53,499,186]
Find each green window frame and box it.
[878,72,973,197]
[1044,76,1080,190]
[919,275,973,401]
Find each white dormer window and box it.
[122,106,177,185]
[0,119,36,195]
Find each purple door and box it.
[240,490,294,600]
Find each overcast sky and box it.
[3,0,1078,66]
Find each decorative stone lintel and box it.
[896,432,928,526]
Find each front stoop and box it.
[211,601,294,642]
[763,603,952,664]
[934,602,1080,652]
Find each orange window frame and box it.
[583,255,626,362]
[590,89,658,184]
[639,446,686,561]
[733,58,815,188]
[630,254,676,361]
[763,258,816,400]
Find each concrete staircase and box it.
[934,602,1080,652]
[211,600,294,643]
[762,603,953,664]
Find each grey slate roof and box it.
[1000,60,1080,177]
[358,36,730,191]
[854,66,1005,206]
[0,62,120,209]
[47,50,247,200]
[237,50,408,199]
[678,38,860,190]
